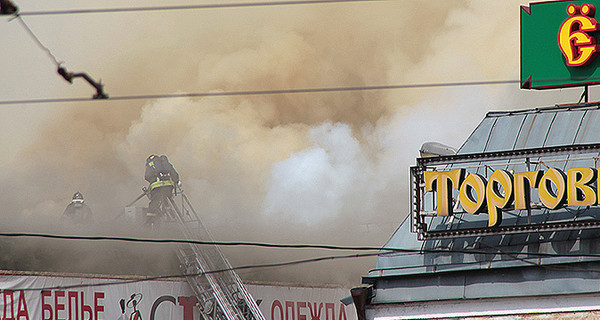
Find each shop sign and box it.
[521,1,600,89]
[424,167,598,228]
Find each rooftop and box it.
[364,103,600,302]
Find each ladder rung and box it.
[165,195,264,320]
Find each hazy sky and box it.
[0,0,590,285]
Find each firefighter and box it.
[144,154,179,225]
[62,192,93,224]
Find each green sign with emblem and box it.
[521,1,600,89]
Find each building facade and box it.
[359,104,600,319]
[0,271,355,320]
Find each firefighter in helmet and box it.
[144,155,179,225]
[62,192,93,224]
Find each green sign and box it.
[521,1,600,89]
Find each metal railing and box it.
[162,189,265,320]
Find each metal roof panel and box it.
[371,104,600,282]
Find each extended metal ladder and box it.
[161,189,265,320]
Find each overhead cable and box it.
[0,79,521,105]
[3,232,600,260]
[17,0,392,16]
[12,15,60,66]
[57,67,108,99]
[7,247,600,291]
[0,232,386,251]
[9,13,108,98]
[8,252,381,291]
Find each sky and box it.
[0,0,592,286]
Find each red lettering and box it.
[150,296,175,320]
[16,292,29,320]
[93,293,104,320]
[80,293,92,320]
[177,296,197,320]
[285,301,295,320]
[337,304,346,320]
[324,303,334,320]
[55,291,65,320]
[307,303,322,320]
[271,300,283,320]
[67,292,78,320]
[41,291,53,320]
[4,290,15,320]
[296,302,306,320]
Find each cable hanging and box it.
[16,0,391,16]
[57,66,108,99]
[12,15,61,66]
[3,1,108,99]
[5,252,381,292]
[6,247,600,292]
[4,231,600,261]
[0,79,522,105]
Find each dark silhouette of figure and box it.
[62,192,93,224]
[144,155,179,225]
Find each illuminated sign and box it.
[521,1,600,89]
[423,167,597,228]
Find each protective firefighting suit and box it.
[62,192,93,224]
[144,155,179,225]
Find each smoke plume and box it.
[1,0,560,285]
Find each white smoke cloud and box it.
[262,85,491,228]
[264,123,371,225]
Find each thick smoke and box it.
[1,0,570,285]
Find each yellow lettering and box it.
[514,171,543,210]
[538,168,567,210]
[424,169,464,216]
[559,4,599,66]
[422,165,600,229]
[486,170,514,227]
[567,167,597,206]
[459,173,487,214]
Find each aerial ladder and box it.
[128,187,265,320]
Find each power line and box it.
[8,247,600,291]
[10,12,107,98]
[1,232,598,291]
[0,79,521,105]
[4,231,600,260]
[12,14,61,66]
[16,0,392,17]
[0,232,387,251]
[9,252,381,291]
